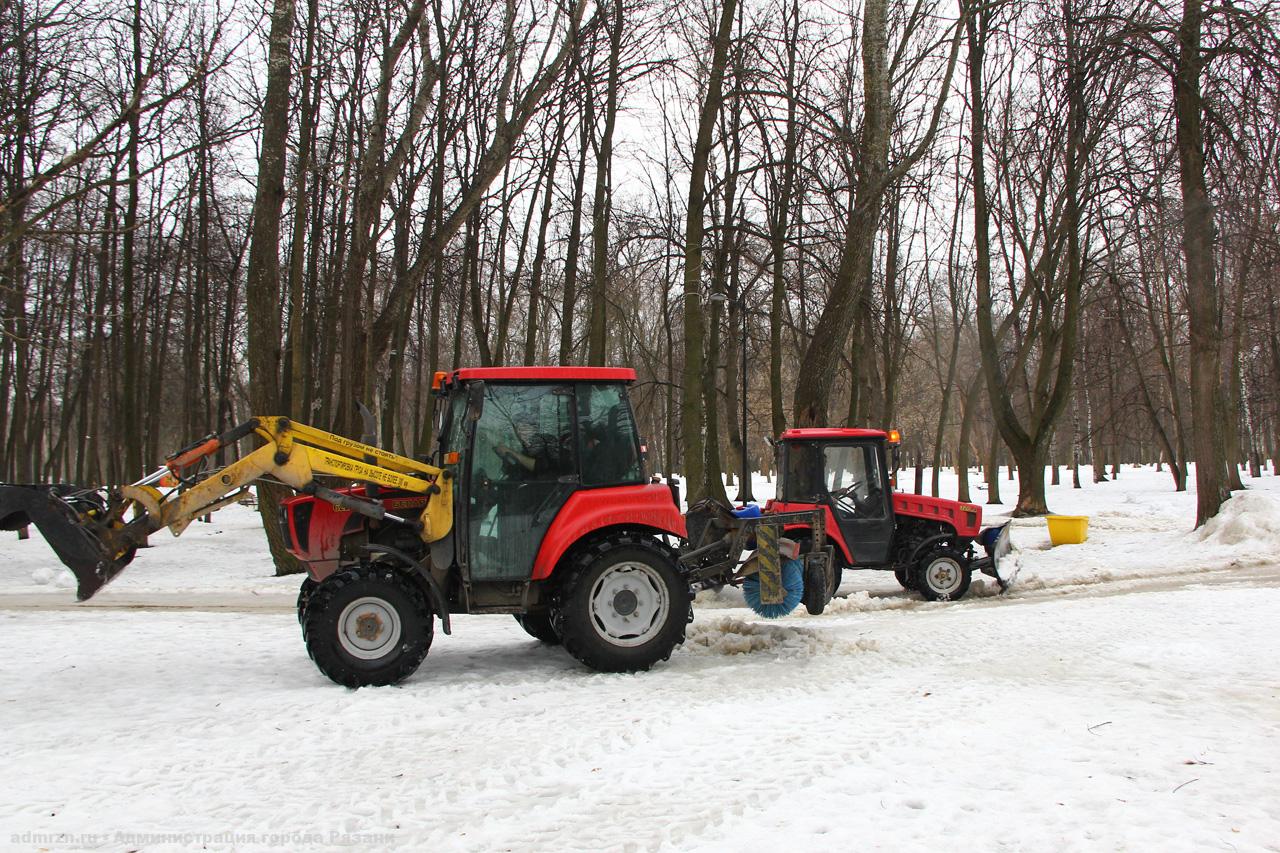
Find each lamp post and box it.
[709,289,753,503]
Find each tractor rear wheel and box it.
[303,564,433,687]
[913,547,972,601]
[514,611,561,645]
[796,537,841,613]
[802,557,830,615]
[554,534,690,673]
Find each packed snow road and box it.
[2,582,1278,851]
[3,466,1280,851]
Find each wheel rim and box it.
[924,556,963,595]
[338,596,403,660]
[588,561,670,648]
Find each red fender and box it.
[531,484,686,581]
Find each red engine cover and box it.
[891,492,983,537]
[280,487,428,579]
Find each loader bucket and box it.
[0,484,138,600]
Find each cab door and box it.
[822,441,894,564]
[465,383,578,581]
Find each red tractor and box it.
[281,367,701,685]
[765,428,1011,601]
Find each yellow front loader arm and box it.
[123,417,453,542]
[0,417,454,600]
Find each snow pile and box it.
[812,589,919,616]
[1194,491,1280,549]
[1087,502,1186,532]
[1009,486,1280,596]
[29,564,75,589]
[683,616,876,657]
[693,585,747,609]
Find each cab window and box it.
[472,384,575,484]
[577,383,643,486]
[781,442,822,501]
[438,391,468,458]
[823,443,885,518]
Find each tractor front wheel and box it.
[913,548,972,601]
[296,576,318,627]
[554,534,690,673]
[303,564,434,687]
[514,611,561,645]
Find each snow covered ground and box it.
[3,465,1279,851]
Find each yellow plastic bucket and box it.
[1046,515,1088,546]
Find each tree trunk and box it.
[286,0,319,421]
[244,0,301,575]
[587,0,622,366]
[956,373,982,503]
[1174,0,1230,525]
[984,429,1002,505]
[560,95,591,364]
[768,0,801,439]
[680,0,737,503]
[792,0,889,426]
[966,0,1083,515]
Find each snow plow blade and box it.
[0,483,139,601]
[972,522,1015,591]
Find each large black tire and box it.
[303,564,434,687]
[912,547,972,602]
[514,611,561,645]
[893,566,915,591]
[802,556,830,616]
[553,534,691,673]
[797,537,841,613]
[296,576,319,627]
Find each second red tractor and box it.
[765,428,1011,601]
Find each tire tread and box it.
[303,564,433,687]
[552,533,690,673]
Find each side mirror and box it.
[466,380,486,423]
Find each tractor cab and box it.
[768,427,1012,601]
[774,428,897,566]
[430,367,670,593]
